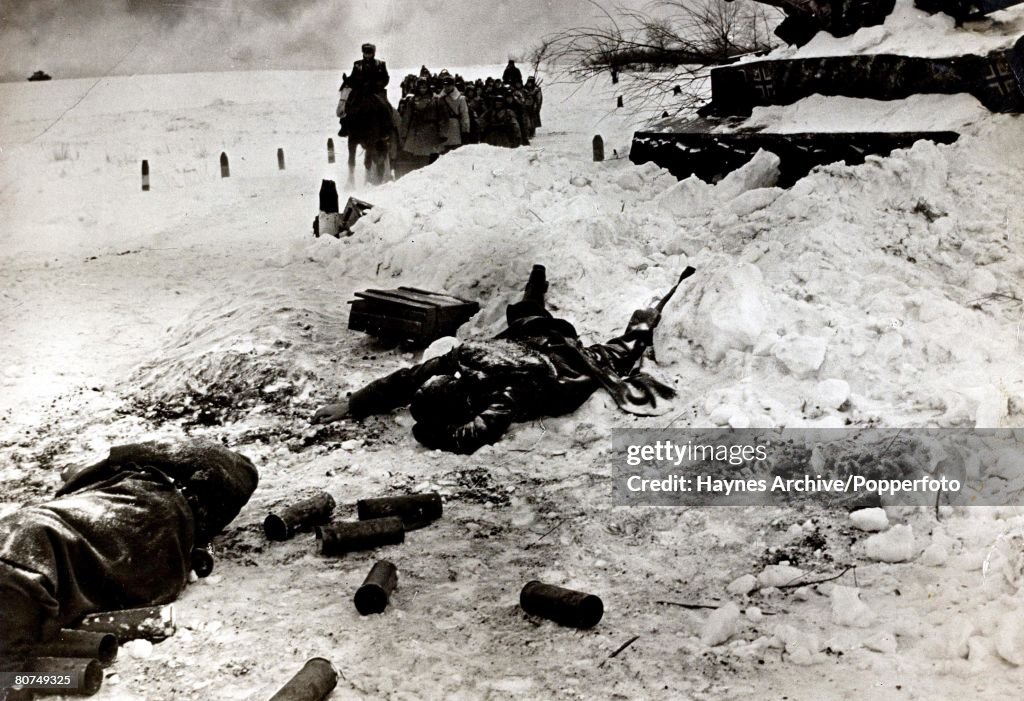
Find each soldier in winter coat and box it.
[0,440,258,668]
[438,77,471,151]
[463,84,486,144]
[502,59,523,86]
[349,42,390,98]
[525,76,543,129]
[398,78,443,166]
[313,266,674,454]
[482,94,524,148]
[508,83,534,143]
[338,42,396,136]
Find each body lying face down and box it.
[314,266,676,454]
[0,440,258,667]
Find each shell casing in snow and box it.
[264,492,337,541]
[317,517,405,556]
[354,560,398,615]
[356,492,442,530]
[520,581,604,629]
[267,657,339,701]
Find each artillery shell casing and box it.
[267,657,338,701]
[264,492,337,541]
[22,657,103,696]
[356,493,442,530]
[316,517,405,556]
[519,581,604,629]
[353,560,398,615]
[33,629,118,666]
[76,604,175,642]
[191,547,214,578]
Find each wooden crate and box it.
[339,197,373,235]
[348,287,480,346]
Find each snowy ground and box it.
[1,32,1024,701]
[763,0,1024,58]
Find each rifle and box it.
[655,265,697,314]
[641,265,696,366]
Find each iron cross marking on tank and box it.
[748,66,775,101]
[983,56,1018,97]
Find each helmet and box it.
[361,43,376,54]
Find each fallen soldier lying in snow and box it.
[313,265,679,454]
[0,440,258,667]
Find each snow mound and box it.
[290,114,1024,429]
[740,94,992,134]
[863,524,917,563]
[130,290,339,425]
[761,0,1024,59]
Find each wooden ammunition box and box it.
[348,287,479,346]
[339,197,373,236]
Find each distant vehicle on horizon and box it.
[28,70,52,81]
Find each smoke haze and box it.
[0,0,600,81]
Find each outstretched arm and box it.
[313,351,457,424]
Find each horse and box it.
[338,75,399,186]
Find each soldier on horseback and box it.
[350,43,391,101]
[338,43,400,184]
[338,43,391,134]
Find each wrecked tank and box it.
[631,0,1024,186]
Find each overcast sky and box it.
[0,0,622,82]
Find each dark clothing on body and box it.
[347,295,673,454]
[399,94,443,157]
[0,440,258,667]
[482,106,523,148]
[349,58,390,95]
[502,61,523,85]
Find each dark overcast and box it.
[0,0,605,81]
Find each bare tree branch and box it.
[531,0,781,121]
